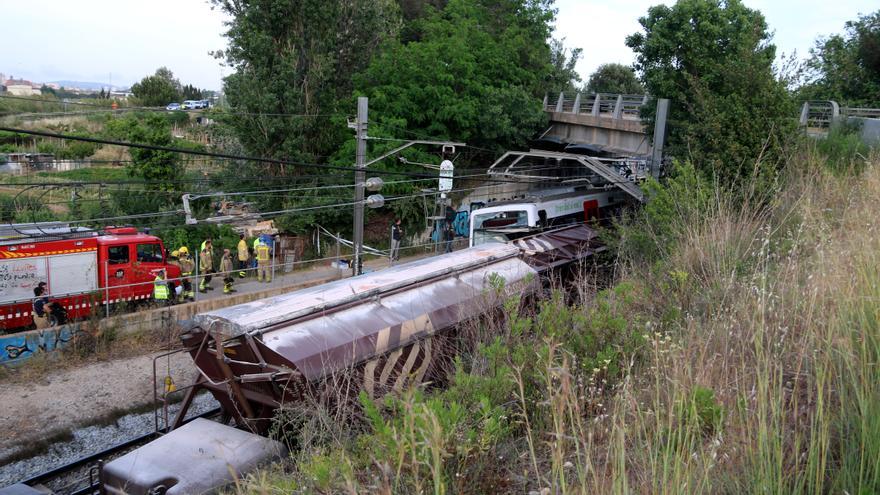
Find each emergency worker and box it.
[220,248,236,294]
[236,234,248,278]
[390,218,402,262]
[256,240,271,282]
[32,285,50,329]
[154,269,170,305]
[176,247,195,301]
[199,239,214,292]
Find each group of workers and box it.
[153,233,275,304]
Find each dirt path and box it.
[0,350,193,457]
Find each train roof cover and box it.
[193,242,533,340]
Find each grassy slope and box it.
[233,146,880,494]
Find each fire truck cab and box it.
[0,227,181,331]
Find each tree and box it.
[801,11,880,105]
[182,84,203,100]
[212,0,401,165]
[131,67,182,106]
[585,63,644,94]
[355,0,574,152]
[104,114,183,215]
[626,0,794,185]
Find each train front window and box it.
[472,210,529,231]
[471,210,530,246]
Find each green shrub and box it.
[817,120,872,174]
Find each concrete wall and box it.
[0,276,333,366]
[849,117,880,145]
[545,111,650,156]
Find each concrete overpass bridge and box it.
[540,91,668,178]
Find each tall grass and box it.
[235,147,880,494]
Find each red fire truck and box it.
[0,227,181,331]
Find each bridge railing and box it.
[799,101,880,128]
[844,107,880,119]
[544,91,649,120]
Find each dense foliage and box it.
[626,0,795,186]
[130,67,183,107]
[801,11,880,106]
[585,63,644,94]
[355,0,573,153]
[209,0,579,236]
[211,0,400,164]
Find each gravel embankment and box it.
[0,393,219,488]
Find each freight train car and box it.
[161,224,601,431]
[97,225,601,494]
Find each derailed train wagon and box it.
[98,225,601,494]
[169,224,602,433]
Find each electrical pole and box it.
[352,97,368,276]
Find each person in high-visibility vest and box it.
[256,241,271,282]
[154,269,170,304]
[220,248,236,294]
[176,247,195,301]
[199,239,214,292]
[236,234,248,278]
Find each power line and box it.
[0,126,557,187]
[0,94,346,119]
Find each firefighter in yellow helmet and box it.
[176,246,195,301]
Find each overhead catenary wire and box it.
[0,125,626,187]
[0,94,347,119]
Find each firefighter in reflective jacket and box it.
[154,269,170,304]
[199,239,214,292]
[220,248,236,294]
[256,241,271,282]
[176,247,195,301]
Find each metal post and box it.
[194,250,200,302]
[352,97,368,276]
[271,236,278,282]
[104,260,110,317]
[651,98,670,180]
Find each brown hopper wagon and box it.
[169,224,601,432]
[99,225,600,494]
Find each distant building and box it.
[109,89,132,99]
[4,78,41,96]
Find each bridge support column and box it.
[799,102,810,127]
[613,95,624,119]
[591,94,601,117]
[573,93,581,114]
[555,92,565,113]
[651,98,670,179]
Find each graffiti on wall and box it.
[0,325,82,365]
[452,210,471,237]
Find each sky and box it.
[0,0,876,91]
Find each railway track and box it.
[10,407,222,495]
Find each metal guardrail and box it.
[800,100,880,128]
[543,91,648,120]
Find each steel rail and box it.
[18,407,222,492]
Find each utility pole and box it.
[352,97,368,276]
